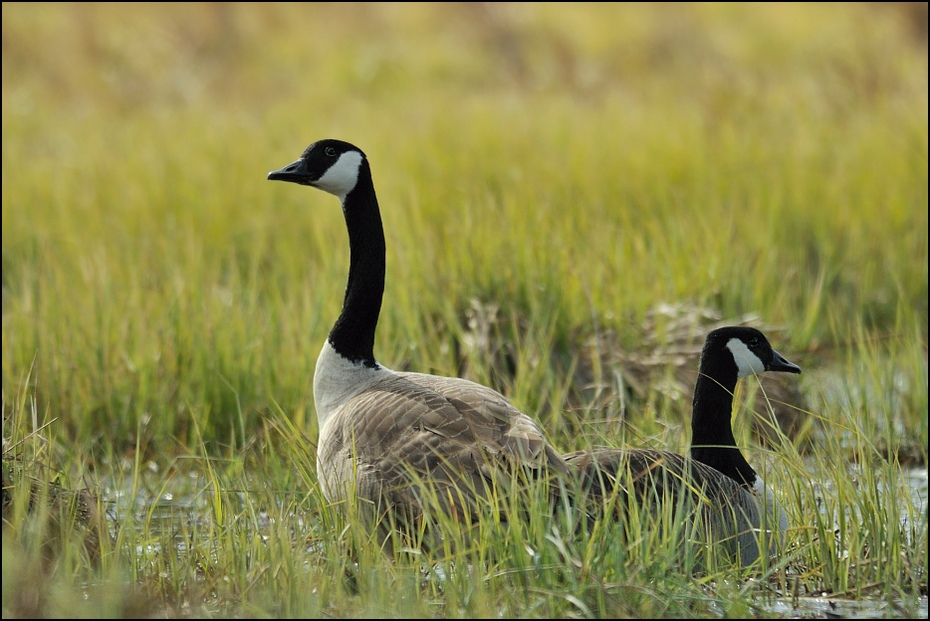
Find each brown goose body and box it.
[318,368,569,527]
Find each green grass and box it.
[2,3,927,618]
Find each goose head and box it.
[705,326,802,380]
[267,139,367,202]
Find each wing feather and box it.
[317,372,568,530]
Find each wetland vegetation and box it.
[2,3,927,618]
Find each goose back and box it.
[317,369,570,525]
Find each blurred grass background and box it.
[2,2,927,617]
[3,2,926,454]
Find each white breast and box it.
[313,340,390,431]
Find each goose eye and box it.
[749,338,759,349]
[324,147,337,157]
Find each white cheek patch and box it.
[313,151,363,200]
[726,338,766,378]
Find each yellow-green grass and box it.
[2,3,927,618]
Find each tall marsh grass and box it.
[2,3,927,618]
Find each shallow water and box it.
[766,595,928,619]
[105,461,928,619]
[759,465,928,619]
[905,467,929,515]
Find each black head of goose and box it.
[564,326,802,568]
[268,139,570,544]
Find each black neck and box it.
[328,160,384,368]
[689,349,757,488]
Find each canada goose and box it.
[267,139,570,545]
[563,326,801,568]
